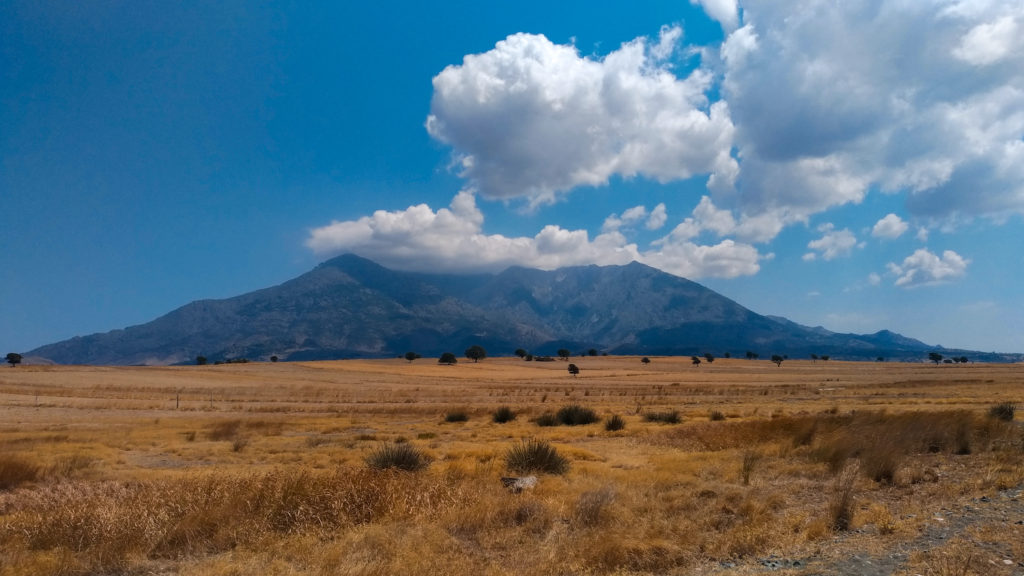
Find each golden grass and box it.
[0,357,1021,575]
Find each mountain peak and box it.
[28,255,1007,366]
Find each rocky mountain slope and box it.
[28,254,1014,365]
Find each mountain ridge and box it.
[27,254,1021,365]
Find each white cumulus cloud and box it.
[872,213,909,239]
[723,0,1024,228]
[426,29,737,207]
[887,248,970,288]
[690,0,740,31]
[308,193,761,279]
[805,224,858,261]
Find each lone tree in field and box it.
[439,352,458,365]
[6,353,22,367]
[691,355,701,366]
[196,355,207,366]
[465,345,487,363]
[771,354,784,367]
[704,353,715,363]
[641,357,650,365]
[928,352,943,364]
[745,350,759,360]
[568,363,580,377]
[270,355,279,363]
[588,348,598,357]
[404,351,421,362]
[557,349,571,361]
[514,348,527,359]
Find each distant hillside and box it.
[28,254,1021,365]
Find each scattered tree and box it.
[745,350,759,360]
[568,363,580,377]
[928,352,944,364]
[704,353,715,364]
[641,357,651,365]
[438,352,457,365]
[514,348,527,359]
[6,353,22,367]
[464,345,487,363]
[691,356,701,366]
[876,356,885,362]
[270,355,279,363]
[723,352,731,358]
[557,349,571,361]
[196,356,207,366]
[404,351,421,362]
[525,353,534,361]
[588,348,598,357]
[820,355,830,361]
[771,354,784,367]
[811,354,819,362]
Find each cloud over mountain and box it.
[425,28,737,207]
[308,192,762,279]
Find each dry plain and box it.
[1,356,1022,575]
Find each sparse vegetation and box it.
[1,357,1022,575]
[6,352,22,367]
[505,438,569,475]
[438,351,457,365]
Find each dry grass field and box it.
[1,356,1022,575]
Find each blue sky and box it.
[3,0,1023,356]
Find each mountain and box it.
[27,254,1018,365]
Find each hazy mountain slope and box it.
[28,254,1013,365]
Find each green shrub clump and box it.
[506,439,569,475]
[604,414,626,431]
[365,443,430,471]
[555,404,599,426]
[493,406,516,423]
[989,402,1015,422]
[643,410,681,424]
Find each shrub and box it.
[555,404,599,426]
[605,414,626,431]
[643,410,681,424]
[206,419,243,441]
[741,450,762,486]
[989,402,1016,422]
[506,439,569,475]
[493,406,516,423]
[535,413,558,427]
[709,410,726,421]
[0,454,42,490]
[444,409,469,423]
[573,486,616,526]
[366,443,430,471]
[829,463,859,531]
